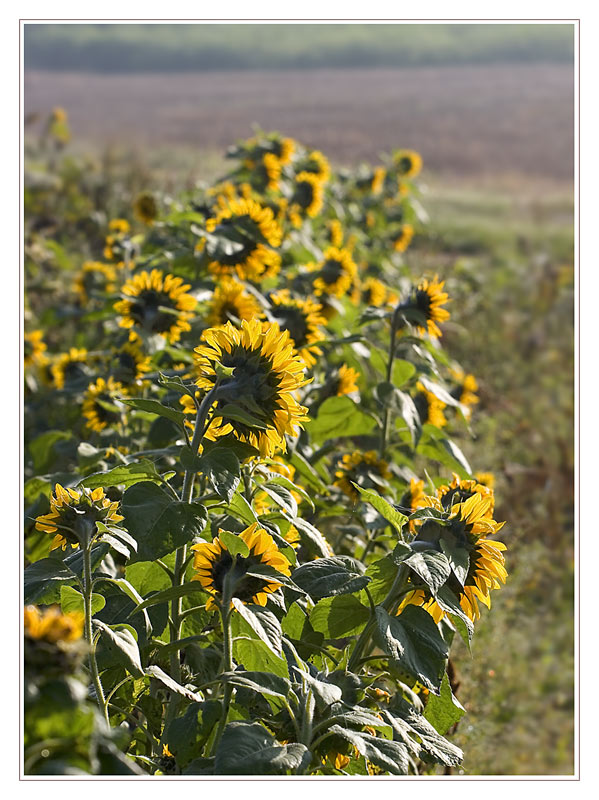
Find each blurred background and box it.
[23,22,575,775]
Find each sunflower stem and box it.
[210,577,234,755]
[380,308,400,459]
[82,539,108,724]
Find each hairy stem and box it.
[83,541,108,723]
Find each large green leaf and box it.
[60,585,105,616]
[352,485,408,539]
[383,699,463,766]
[24,544,109,604]
[94,619,144,677]
[166,701,221,766]
[401,550,452,595]
[193,447,240,503]
[304,396,376,443]
[309,594,371,638]
[231,600,282,657]
[293,557,370,600]
[326,724,410,775]
[78,460,164,490]
[214,722,310,775]
[29,430,73,473]
[423,672,466,736]
[374,606,448,694]
[120,397,185,427]
[121,482,207,562]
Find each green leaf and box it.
[158,372,197,397]
[220,671,291,703]
[167,701,221,766]
[125,560,171,595]
[402,550,452,595]
[326,724,410,775]
[361,555,399,604]
[301,672,343,710]
[128,581,207,616]
[24,544,109,604]
[122,482,207,562]
[293,557,370,600]
[440,537,470,586]
[434,585,474,644]
[78,460,164,490]
[418,375,466,411]
[219,530,250,558]
[417,433,472,478]
[145,665,202,702]
[266,475,314,511]
[394,390,421,444]
[94,619,144,678]
[214,721,310,775]
[392,359,416,387]
[97,577,152,635]
[195,448,240,503]
[231,600,282,657]
[423,672,466,736]
[226,492,258,526]
[352,485,408,539]
[310,594,371,638]
[289,517,332,558]
[233,637,289,679]
[374,605,448,694]
[304,396,376,443]
[29,430,73,473]
[60,584,105,616]
[121,397,185,427]
[260,483,297,517]
[288,450,329,493]
[383,702,463,766]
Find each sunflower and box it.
[450,367,479,412]
[371,166,386,195]
[474,471,495,489]
[400,492,507,623]
[205,197,282,282]
[114,269,196,343]
[82,376,128,433]
[407,276,450,338]
[73,261,118,305]
[328,219,344,248]
[108,341,151,386]
[414,381,447,428]
[334,451,391,501]
[298,150,331,183]
[393,224,415,253]
[394,149,423,178]
[193,319,309,457]
[104,219,131,260]
[134,191,158,225]
[24,605,84,644]
[333,364,360,396]
[268,290,327,368]
[361,277,389,307]
[52,347,89,389]
[292,171,324,218]
[207,276,263,327]
[191,522,292,610]
[262,153,282,191]
[310,246,358,299]
[436,473,494,515]
[35,484,124,551]
[24,330,47,368]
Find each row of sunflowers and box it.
[24,112,507,776]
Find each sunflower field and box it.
[23,110,516,777]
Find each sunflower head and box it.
[333,364,360,396]
[334,451,391,501]
[205,197,282,282]
[134,191,158,225]
[193,319,309,457]
[450,367,479,412]
[104,219,131,260]
[361,277,389,307]
[114,269,196,343]
[393,224,415,253]
[407,276,450,339]
[35,484,124,551]
[393,149,423,178]
[191,523,291,609]
[414,382,447,428]
[24,605,86,677]
[51,347,89,389]
[371,166,386,195]
[24,605,84,644]
[436,472,494,515]
[268,289,326,368]
[82,376,128,433]
[73,261,118,306]
[310,247,358,299]
[292,171,324,218]
[262,153,282,191]
[297,150,331,183]
[207,276,263,327]
[108,342,151,386]
[24,330,47,368]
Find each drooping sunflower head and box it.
[193,319,309,457]
[393,149,423,178]
[393,224,415,253]
[73,261,118,306]
[134,191,159,225]
[82,376,128,433]
[207,276,263,328]
[414,381,447,428]
[334,450,391,501]
[310,247,358,299]
[108,341,151,387]
[114,269,197,343]
[297,150,331,183]
[24,605,86,677]
[35,484,124,551]
[191,523,292,610]
[205,197,282,282]
[267,289,327,368]
[292,171,325,218]
[51,347,90,389]
[361,277,389,307]
[24,330,47,368]
[407,276,451,338]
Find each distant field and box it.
[24,63,574,181]
[24,23,575,72]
